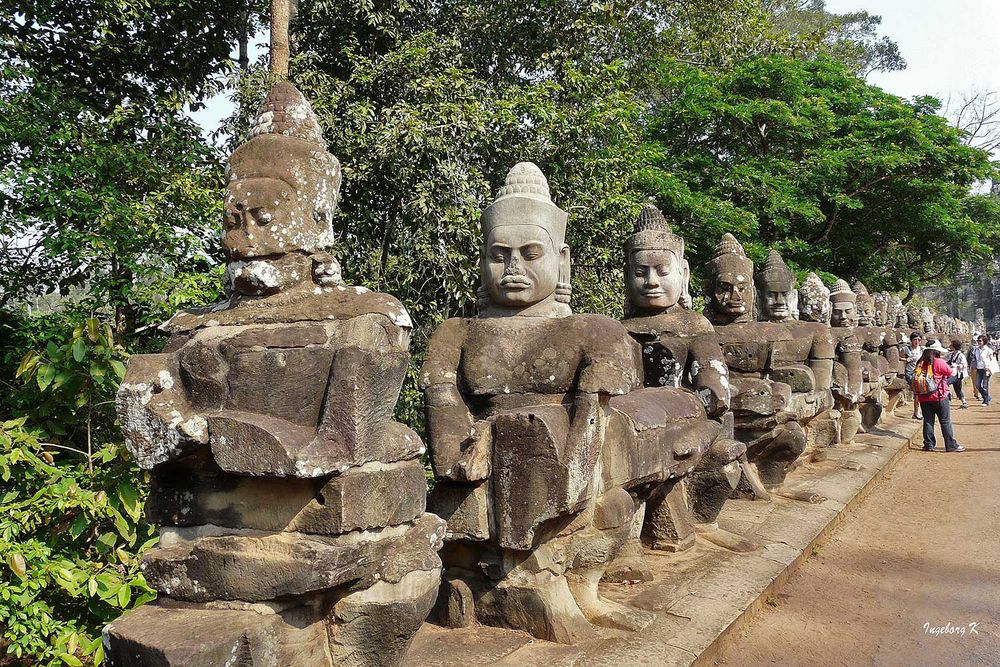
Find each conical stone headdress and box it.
[757,250,796,292]
[829,278,856,303]
[798,272,830,323]
[626,204,684,256]
[481,162,567,245]
[247,82,326,146]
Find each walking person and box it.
[901,332,924,419]
[946,340,969,409]
[912,340,964,452]
[969,334,997,406]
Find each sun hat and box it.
[924,340,947,354]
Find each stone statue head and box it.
[704,233,754,325]
[852,281,875,327]
[797,273,830,323]
[906,306,920,330]
[873,291,890,327]
[756,250,797,322]
[829,279,857,328]
[624,204,690,315]
[223,82,341,296]
[920,307,934,333]
[478,162,570,317]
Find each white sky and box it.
[825,0,1000,101]
[191,2,1000,137]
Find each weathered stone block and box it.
[148,458,426,534]
[428,480,491,541]
[142,514,445,602]
[104,602,331,667]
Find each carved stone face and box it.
[798,276,831,324]
[483,225,566,308]
[710,271,753,319]
[830,298,857,328]
[628,249,685,310]
[873,293,889,327]
[856,297,876,327]
[762,289,795,321]
[223,136,338,262]
[920,308,934,333]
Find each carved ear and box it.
[679,259,692,309]
[556,244,572,305]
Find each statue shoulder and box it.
[563,314,641,394]
[623,310,714,337]
[420,318,471,387]
[163,285,412,333]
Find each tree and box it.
[640,56,997,294]
[766,0,905,76]
[944,88,1000,154]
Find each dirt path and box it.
[714,393,1000,667]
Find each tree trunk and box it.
[270,0,290,78]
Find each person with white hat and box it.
[912,339,965,452]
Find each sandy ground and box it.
[714,389,1000,667]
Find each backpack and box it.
[911,362,938,397]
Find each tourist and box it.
[969,335,996,406]
[901,332,924,419]
[912,341,964,452]
[946,340,969,409]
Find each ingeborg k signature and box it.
[923,621,980,637]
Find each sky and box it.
[191,1,1000,137]
[825,0,1000,101]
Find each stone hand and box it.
[454,419,492,482]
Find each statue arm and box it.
[116,349,208,470]
[420,319,482,481]
[688,332,731,417]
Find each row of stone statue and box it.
[102,83,982,666]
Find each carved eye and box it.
[523,251,540,261]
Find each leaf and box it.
[117,582,132,607]
[70,513,88,539]
[117,481,141,519]
[96,532,118,551]
[90,363,106,383]
[8,553,26,578]
[111,359,127,380]
[59,654,82,666]
[87,318,100,342]
[72,337,87,362]
[36,363,56,392]
[15,351,38,378]
[88,577,98,596]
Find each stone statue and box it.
[621,205,749,552]
[920,306,935,334]
[798,273,831,325]
[828,279,865,443]
[704,237,807,492]
[105,83,445,666]
[874,291,907,413]
[906,306,921,331]
[851,282,896,428]
[422,165,718,643]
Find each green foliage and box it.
[640,55,999,294]
[0,418,156,666]
[767,0,905,76]
[14,317,126,449]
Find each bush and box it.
[0,420,156,666]
[1,317,156,666]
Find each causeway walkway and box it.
[713,393,1000,666]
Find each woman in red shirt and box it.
[914,340,965,452]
